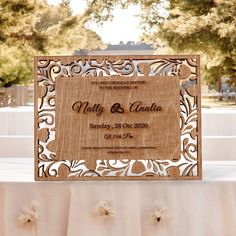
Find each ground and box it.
[202,97,236,109]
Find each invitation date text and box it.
[89,122,149,130]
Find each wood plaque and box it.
[34,55,202,181]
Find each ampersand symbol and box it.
[110,103,124,113]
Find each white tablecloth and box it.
[0,159,236,236]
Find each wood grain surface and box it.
[55,76,180,163]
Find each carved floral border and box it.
[34,55,201,180]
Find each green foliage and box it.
[140,0,236,87]
[85,0,236,87]
[0,45,33,87]
[0,0,105,87]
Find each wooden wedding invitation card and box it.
[34,55,202,181]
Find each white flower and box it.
[149,205,167,224]
[93,200,115,219]
[17,201,40,226]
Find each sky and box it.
[47,0,142,44]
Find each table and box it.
[0,158,236,236]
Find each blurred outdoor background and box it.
[0,0,235,160]
[0,0,235,108]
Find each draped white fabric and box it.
[0,159,236,236]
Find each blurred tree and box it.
[85,0,236,88]
[0,0,105,87]
[140,0,236,89]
